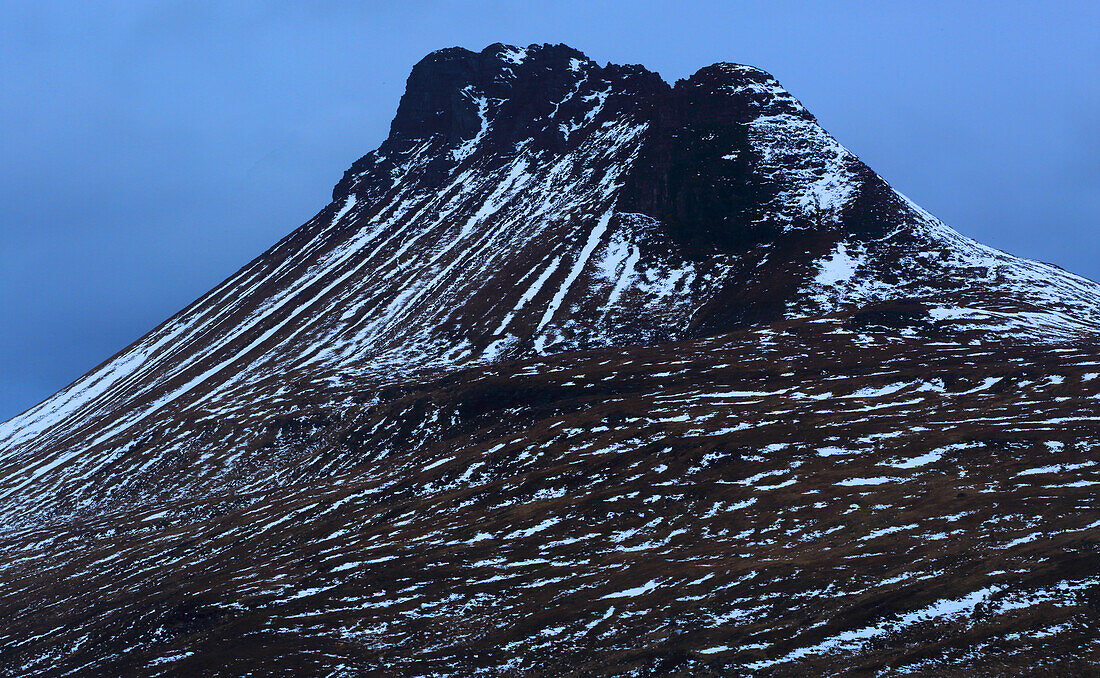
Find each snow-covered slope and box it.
[1,43,1098,676]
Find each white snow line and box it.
[494,256,563,336]
[602,245,640,315]
[537,210,613,332]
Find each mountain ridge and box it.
[3,38,1099,537]
[1,43,1098,676]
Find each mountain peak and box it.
[341,45,826,245]
[9,42,1100,490]
[386,44,814,149]
[676,61,813,123]
[4,43,1100,675]
[387,43,603,146]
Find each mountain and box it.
[1,43,1098,676]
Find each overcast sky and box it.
[2,1,1097,420]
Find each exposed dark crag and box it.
[1,43,1098,676]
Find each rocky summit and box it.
[1,43,1098,676]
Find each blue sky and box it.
[2,1,1097,420]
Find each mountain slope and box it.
[1,44,1098,676]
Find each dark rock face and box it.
[391,44,591,146]
[2,43,1100,676]
[340,45,859,255]
[336,44,668,200]
[621,64,810,252]
[342,45,892,257]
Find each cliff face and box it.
[1,44,1099,676]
